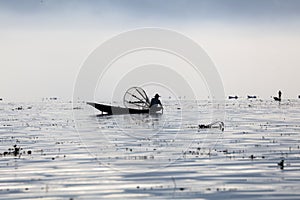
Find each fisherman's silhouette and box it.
[278,90,282,99]
[150,94,162,108]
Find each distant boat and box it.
[298,95,300,99]
[273,97,281,101]
[247,95,257,99]
[228,96,238,99]
[273,90,282,101]
[0,98,2,101]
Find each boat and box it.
[87,87,163,115]
[273,97,281,101]
[247,95,257,99]
[228,96,238,99]
[87,102,162,115]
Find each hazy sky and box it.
[1,0,300,101]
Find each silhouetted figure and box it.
[150,94,162,108]
[278,90,282,99]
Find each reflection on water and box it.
[0,100,300,199]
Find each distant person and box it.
[278,90,282,100]
[150,94,162,108]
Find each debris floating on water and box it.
[198,121,224,131]
[278,160,284,170]
[0,145,32,157]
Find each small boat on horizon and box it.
[273,97,281,101]
[247,95,257,99]
[274,90,282,101]
[228,96,238,99]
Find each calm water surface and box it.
[0,99,300,199]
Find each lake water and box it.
[0,99,300,199]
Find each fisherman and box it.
[278,90,282,100]
[150,93,162,108]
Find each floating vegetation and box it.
[0,145,32,157]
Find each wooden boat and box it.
[273,97,281,101]
[87,102,162,115]
[228,96,238,99]
[87,87,163,115]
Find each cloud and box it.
[1,0,300,30]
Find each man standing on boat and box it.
[150,94,163,109]
[278,90,282,100]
